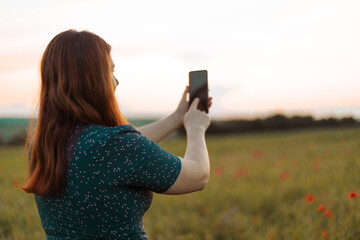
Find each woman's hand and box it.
[174,86,189,120]
[184,98,211,133]
[174,86,213,124]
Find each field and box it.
[0,127,359,239]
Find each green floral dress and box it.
[34,121,182,239]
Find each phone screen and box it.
[189,70,208,113]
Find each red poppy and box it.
[304,193,317,204]
[347,191,359,200]
[239,167,248,176]
[312,164,320,173]
[323,209,334,218]
[214,166,224,176]
[321,230,328,238]
[268,233,275,239]
[317,204,326,213]
[280,171,290,181]
[232,167,248,179]
[252,149,263,159]
[28,215,33,222]
[12,180,18,188]
[201,206,209,215]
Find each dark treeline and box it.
[179,114,359,135]
[0,128,28,146]
[0,115,359,146]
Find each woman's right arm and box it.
[163,98,211,195]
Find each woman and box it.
[22,29,211,239]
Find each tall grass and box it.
[1,127,359,239]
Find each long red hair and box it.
[22,29,128,197]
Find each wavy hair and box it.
[22,29,128,197]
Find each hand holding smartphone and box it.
[189,70,209,113]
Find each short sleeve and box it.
[111,130,182,193]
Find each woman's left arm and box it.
[137,87,189,143]
[138,87,212,143]
[136,111,183,143]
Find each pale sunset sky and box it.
[0,0,359,119]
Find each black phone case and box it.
[189,70,208,113]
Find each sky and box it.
[0,0,359,119]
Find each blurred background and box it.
[1,1,360,239]
[0,0,359,120]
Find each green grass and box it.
[1,127,359,239]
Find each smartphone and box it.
[189,70,208,113]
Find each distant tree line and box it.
[0,128,28,146]
[0,115,358,146]
[178,114,359,135]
